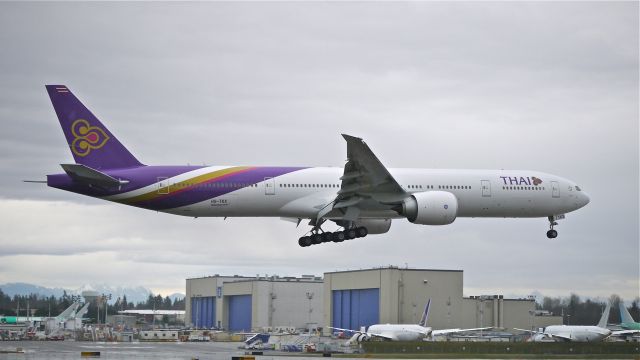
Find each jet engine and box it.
[353,219,392,234]
[395,191,458,225]
[348,333,371,344]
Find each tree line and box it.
[537,294,640,326]
[0,289,184,323]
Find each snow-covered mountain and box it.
[0,283,162,305]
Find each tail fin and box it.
[45,85,143,170]
[419,298,431,327]
[597,301,611,328]
[619,302,636,324]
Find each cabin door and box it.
[157,177,169,194]
[264,177,275,195]
[481,180,491,197]
[551,181,560,198]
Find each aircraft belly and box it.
[457,192,554,218]
[164,188,297,217]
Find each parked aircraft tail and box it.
[419,298,431,327]
[597,302,611,328]
[619,302,636,324]
[45,85,143,170]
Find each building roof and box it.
[187,274,322,282]
[186,274,254,281]
[118,310,185,315]
[324,266,463,275]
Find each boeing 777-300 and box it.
[40,85,590,247]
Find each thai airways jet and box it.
[42,85,590,247]
[329,299,489,343]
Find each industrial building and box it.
[324,267,463,331]
[186,274,323,331]
[461,295,562,330]
[186,267,562,333]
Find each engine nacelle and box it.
[353,219,392,234]
[397,191,458,225]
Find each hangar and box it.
[186,274,323,331]
[186,267,562,332]
[186,274,254,329]
[323,267,463,331]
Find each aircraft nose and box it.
[582,192,591,207]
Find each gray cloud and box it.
[0,2,637,298]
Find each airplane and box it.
[40,85,590,246]
[329,299,490,343]
[516,302,639,342]
[618,302,640,331]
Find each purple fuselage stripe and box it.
[47,166,307,210]
[135,167,305,210]
[48,165,206,197]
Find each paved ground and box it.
[0,341,273,359]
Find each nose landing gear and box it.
[547,216,558,238]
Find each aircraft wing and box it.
[513,328,540,334]
[327,326,395,341]
[431,327,492,336]
[328,326,359,334]
[612,329,640,336]
[317,135,407,221]
[372,332,397,341]
[547,333,573,341]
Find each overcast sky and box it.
[0,2,637,301]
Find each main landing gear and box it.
[298,226,368,247]
[546,216,558,239]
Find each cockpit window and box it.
[575,186,582,191]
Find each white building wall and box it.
[186,275,252,328]
[221,279,323,331]
[323,268,463,331]
[461,296,538,330]
[271,281,323,329]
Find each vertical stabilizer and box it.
[56,302,80,321]
[597,302,611,328]
[76,303,90,319]
[419,299,431,327]
[45,85,143,170]
[619,302,636,324]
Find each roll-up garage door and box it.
[332,288,379,330]
[191,296,216,328]
[228,295,252,331]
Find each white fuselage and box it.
[542,325,612,342]
[119,167,590,220]
[367,324,430,341]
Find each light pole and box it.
[152,297,157,330]
[100,294,112,326]
[529,310,535,331]
[306,292,314,333]
[479,295,491,339]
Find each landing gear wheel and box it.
[345,228,357,239]
[322,232,334,243]
[356,226,368,238]
[311,234,322,244]
[299,236,312,247]
[333,231,346,242]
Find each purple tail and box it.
[45,85,143,170]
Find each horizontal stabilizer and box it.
[61,163,128,189]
